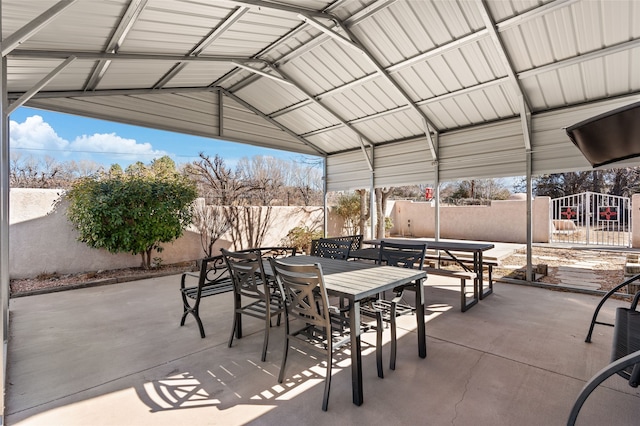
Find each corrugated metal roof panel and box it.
[321,79,407,121]
[4,0,640,185]
[235,77,309,116]
[439,119,526,181]
[304,125,361,153]
[162,62,238,88]
[96,60,173,90]
[375,139,435,188]
[274,103,341,137]
[326,150,371,191]
[12,1,124,52]
[353,110,423,143]
[26,93,221,139]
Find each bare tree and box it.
[191,202,234,256]
[227,205,273,250]
[290,160,322,206]
[237,156,285,205]
[185,153,249,205]
[10,153,66,188]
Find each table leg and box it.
[478,252,493,299]
[349,300,363,405]
[415,278,427,358]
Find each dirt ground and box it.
[9,246,631,297]
[493,245,627,292]
[10,261,196,297]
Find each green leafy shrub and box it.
[282,226,323,254]
[64,156,197,269]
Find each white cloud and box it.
[10,115,169,163]
[10,115,68,150]
[70,133,168,159]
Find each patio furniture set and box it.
[178,235,502,411]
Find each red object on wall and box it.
[425,187,433,201]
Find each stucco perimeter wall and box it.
[10,189,324,279]
[390,197,551,243]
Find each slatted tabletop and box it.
[271,255,425,301]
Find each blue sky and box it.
[9,106,318,169]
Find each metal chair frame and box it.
[179,255,233,338]
[221,248,284,362]
[269,259,351,411]
[361,240,427,372]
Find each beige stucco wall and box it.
[389,197,551,243]
[9,189,324,279]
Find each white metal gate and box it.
[550,191,631,246]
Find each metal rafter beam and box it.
[8,85,219,100]
[230,61,293,86]
[224,0,328,19]
[221,89,327,156]
[85,0,148,91]
[153,6,249,89]
[9,49,267,63]
[298,13,439,160]
[338,0,398,23]
[1,0,78,57]
[477,0,532,150]
[519,38,640,80]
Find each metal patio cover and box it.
[4,0,640,190]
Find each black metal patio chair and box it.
[360,240,427,372]
[269,258,353,411]
[221,248,285,362]
[310,237,352,260]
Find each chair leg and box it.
[181,306,206,338]
[390,302,397,371]
[194,309,206,338]
[228,311,238,348]
[261,314,270,362]
[278,336,289,383]
[376,310,384,378]
[322,341,333,411]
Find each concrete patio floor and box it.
[6,273,640,425]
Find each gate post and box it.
[633,194,640,248]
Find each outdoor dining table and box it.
[265,255,427,407]
[353,238,495,299]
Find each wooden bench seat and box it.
[424,267,478,312]
[180,255,234,338]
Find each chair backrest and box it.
[221,248,269,299]
[269,259,330,329]
[254,246,297,259]
[198,254,229,285]
[377,240,427,270]
[327,235,363,252]
[311,238,351,260]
